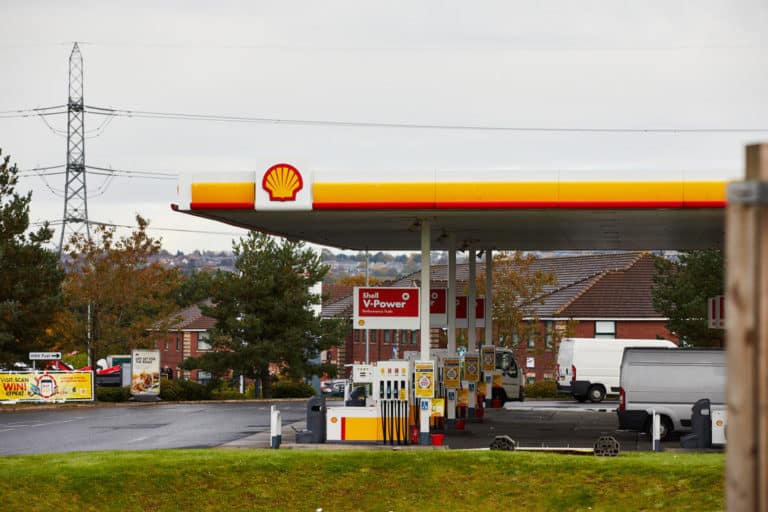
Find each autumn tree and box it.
[62,215,182,363]
[478,251,558,349]
[186,232,345,398]
[652,250,724,347]
[0,150,65,366]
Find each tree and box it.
[187,232,345,398]
[175,268,220,307]
[62,215,182,363]
[478,251,557,349]
[652,250,724,347]
[0,150,65,366]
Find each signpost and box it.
[29,352,61,360]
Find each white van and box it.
[617,348,725,440]
[556,338,677,403]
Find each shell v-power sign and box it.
[353,287,420,330]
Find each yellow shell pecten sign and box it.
[262,163,303,201]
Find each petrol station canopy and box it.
[173,164,730,251]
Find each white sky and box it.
[2,1,767,253]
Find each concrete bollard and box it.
[270,405,282,449]
[652,410,662,452]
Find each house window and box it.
[383,330,392,344]
[595,321,616,339]
[402,330,410,345]
[164,340,169,351]
[527,334,535,349]
[175,337,180,351]
[412,330,419,345]
[526,373,536,385]
[198,333,212,351]
[545,321,553,350]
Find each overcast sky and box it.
[2,1,767,253]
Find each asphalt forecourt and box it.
[0,449,723,511]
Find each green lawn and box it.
[0,449,723,511]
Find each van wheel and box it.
[587,385,605,403]
[645,415,674,441]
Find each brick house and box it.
[154,302,217,384]
[322,252,677,382]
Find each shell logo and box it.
[262,163,303,201]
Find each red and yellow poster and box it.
[0,371,94,402]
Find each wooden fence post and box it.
[726,143,768,511]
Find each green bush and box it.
[96,386,130,402]
[210,383,249,400]
[271,381,316,398]
[524,380,558,398]
[160,379,210,401]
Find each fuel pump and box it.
[374,361,411,445]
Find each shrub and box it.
[96,386,130,402]
[271,381,317,398]
[524,380,558,398]
[160,379,210,401]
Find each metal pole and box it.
[420,221,431,359]
[468,248,477,353]
[447,234,456,355]
[365,249,370,364]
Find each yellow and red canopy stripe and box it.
[312,180,727,209]
[188,180,727,210]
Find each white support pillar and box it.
[446,234,458,427]
[485,248,493,346]
[419,220,432,444]
[447,234,457,355]
[467,247,477,416]
[484,248,494,407]
[468,248,477,353]
[420,220,431,359]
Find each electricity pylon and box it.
[58,42,90,253]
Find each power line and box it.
[84,104,768,133]
[85,164,178,180]
[86,219,246,236]
[0,105,66,114]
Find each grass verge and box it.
[0,449,723,511]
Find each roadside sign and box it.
[29,352,61,360]
[708,295,725,329]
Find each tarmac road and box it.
[0,399,671,454]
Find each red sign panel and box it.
[357,288,418,316]
[455,296,485,319]
[353,287,420,330]
[429,289,446,314]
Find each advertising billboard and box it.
[0,371,93,402]
[130,349,161,398]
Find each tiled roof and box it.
[322,284,353,305]
[321,252,665,320]
[556,253,662,318]
[168,300,217,331]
